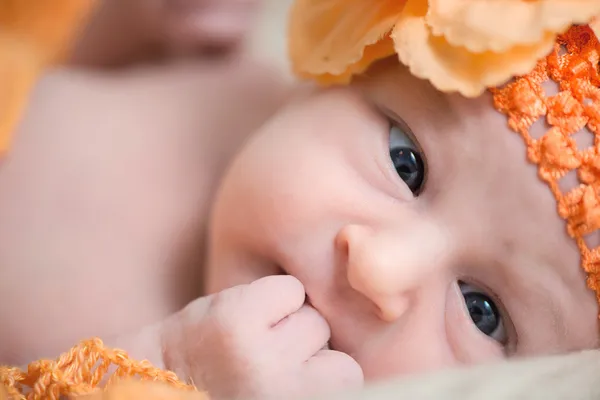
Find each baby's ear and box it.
[72,381,209,400]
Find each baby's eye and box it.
[459,281,507,344]
[388,124,426,195]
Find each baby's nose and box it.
[336,221,451,322]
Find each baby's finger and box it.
[272,304,330,361]
[239,275,307,326]
[302,350,364,395]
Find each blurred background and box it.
[248,0,293,78]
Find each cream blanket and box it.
[319,351,600,400]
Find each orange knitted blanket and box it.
[0,339,201,399]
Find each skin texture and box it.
[205,59,600,380]
[0,59,289,365]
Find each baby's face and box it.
[206,60,599,380]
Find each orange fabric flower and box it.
[288,0,405,84]
[288,0,600,97]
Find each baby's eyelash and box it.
[458,278,518,353]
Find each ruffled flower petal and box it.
[288,0,405,82]
[311,37,396,84]
[426,0,600,53]
[287,0,600,97]
[392,0,556,97]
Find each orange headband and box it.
[288,1,600,307]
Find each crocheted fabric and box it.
[0,339,195,400]
[491,26,600,306]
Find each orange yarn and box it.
[492,25,600,306]
[0,339,196,400]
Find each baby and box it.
[2,0,600,399]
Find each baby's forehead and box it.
[352,59,499,137]
[353,59,513,158]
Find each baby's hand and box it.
[163,276,363,399]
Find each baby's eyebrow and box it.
[420,84,455,113]
[357,62,454,117]
[376,105,410,131]
[399,71,455,112]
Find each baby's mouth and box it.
[276,265,287,276]
[278,265,335,351]
[304,292,334,351]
